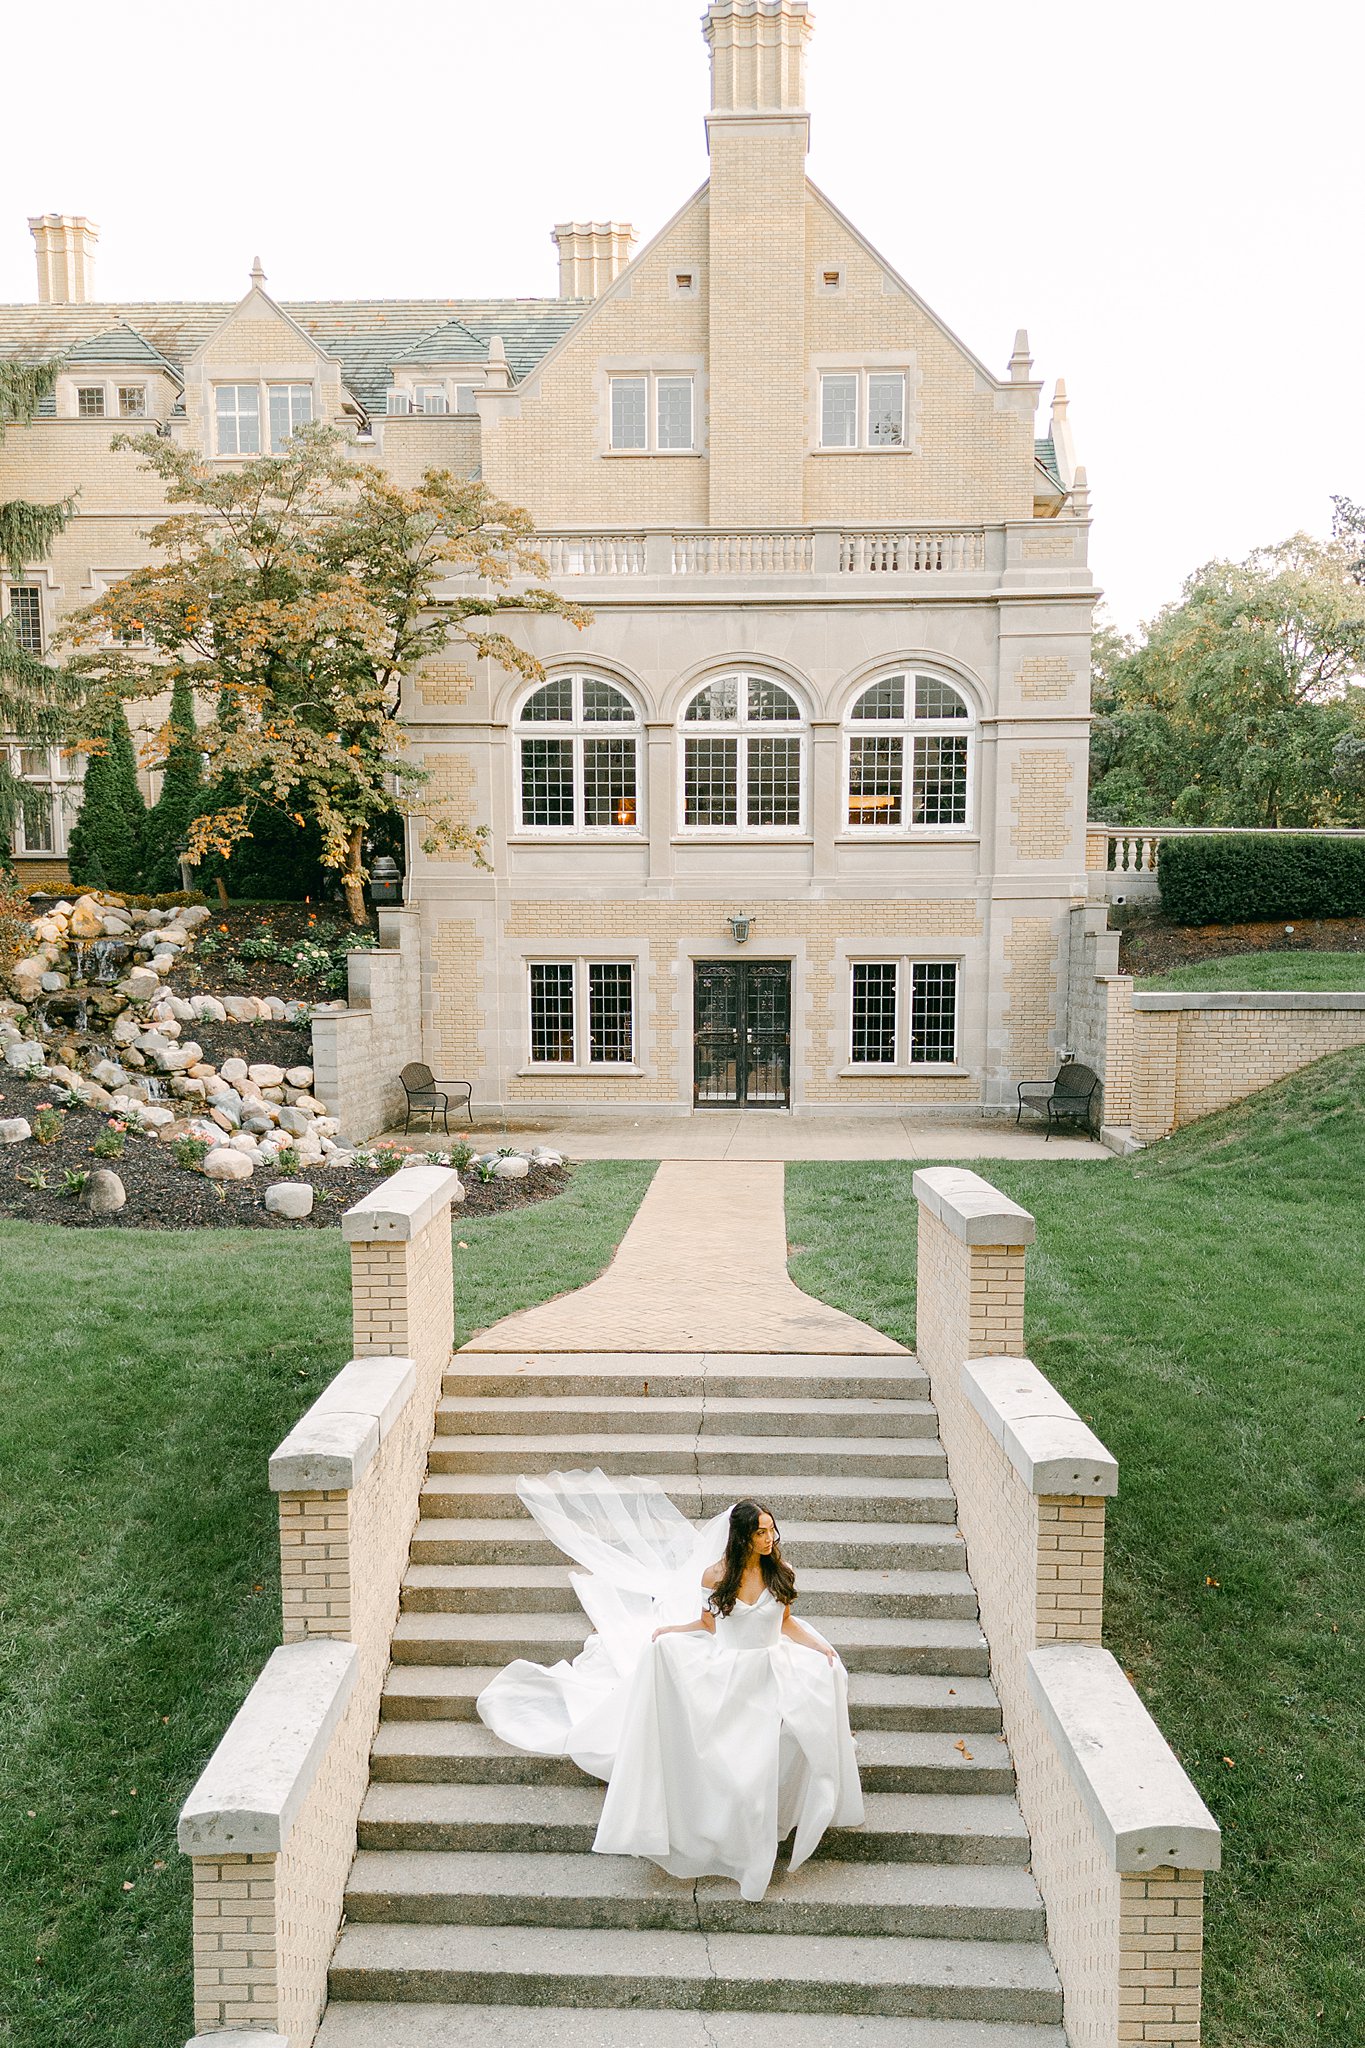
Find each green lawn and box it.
[788,1050,1365,2048]
[1137,949,1365,992]
[0,1160,654,2048]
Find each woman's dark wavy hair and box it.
[707,1500,797,1617]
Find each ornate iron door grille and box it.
[693,960,791,1108]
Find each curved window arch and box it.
[679,673,806,831]
[844,670,974,831]
[515,673,641,832]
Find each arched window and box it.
[844,671,973,831]
[679,674,806,831]
[516,673,641,832]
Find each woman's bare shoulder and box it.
[701,1560,724,1588]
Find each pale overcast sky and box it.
[2,0,1360,632]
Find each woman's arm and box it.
[652,1611,715,1642]
[781,1606,836,1665]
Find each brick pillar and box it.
[343,1164,458,1405]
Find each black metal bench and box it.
[399,1062,474,1133]
[1016,1060,1101,1138]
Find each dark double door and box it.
[693,960,791,1108]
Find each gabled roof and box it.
[0,297,586,419]
[66,320,183,380]
[1035,435,1061,487]
[395,309,582,378]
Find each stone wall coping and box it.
[962,1356,1118,1497]
[177,1639,358,1858]
[269,1354,416,1492]
[1131,989,1365,1012]
[912,1166,1036,1246]
[342,1163,463,1241]
[1027,1642,1221,1872]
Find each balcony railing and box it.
[535,526,987,578]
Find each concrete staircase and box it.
[316,1350,1064,2047]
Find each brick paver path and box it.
[474,1160,903,1354]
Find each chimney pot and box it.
[704,1,814,115]
[551,222,636,299]
[29,214,99,304]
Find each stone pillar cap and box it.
[342,1164,463,1241]
[912,1167,1036,1246]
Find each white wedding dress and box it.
[477,1470,863,1901]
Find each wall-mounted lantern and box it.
[726,912,752,944]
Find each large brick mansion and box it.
[1,0,1095,1120]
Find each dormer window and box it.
[77,386,105,418]
[414,384,448,414]
[118,386,147,418]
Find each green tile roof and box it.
[1034,435,1061,487]
[0,297,587,418]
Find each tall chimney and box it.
[703,2,814,528]
[29,214,99,304]
[551,222,636,299]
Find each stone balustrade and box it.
[836,525,986,573]
[177,1164,462,2046]
[1086,821,1365,899]
[913,1166,1220,2047]
[533,522,991,578]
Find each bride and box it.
[477,1470,863,1901]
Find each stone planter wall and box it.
[309,906,423,1144]
[177,1163,461,2046]
[913,1167,1220,2047]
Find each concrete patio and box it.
[377,1112,1112,1162]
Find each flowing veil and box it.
[477,1469,733,1778]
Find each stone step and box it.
[390,1610,990,1676]
[410,1516,968,1572]
[382,1666,1004,1734]
[426,1433,949,1480]
[400,1563,979,1620]
[343,1848,1045,1940]
[436,1394,939,1440]
[327,1923,1062,2023]
[370,1722,1014,1797]
[316,2005,1065,2048]
[357,1784,1031,1867]
[444,1352,925,1403]
[419,1472,960,1526]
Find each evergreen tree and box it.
[0,356,78,850]
[66,700,146,890]
[141,676,202,891]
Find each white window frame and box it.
[88,570,149,649]
[607,370,698,454]
[215,382,261,455]
[677,674,808,838]
[524,957,639,1070]
[268,382,314,451]
[513,673,644,837]
[76,384,107,418]
[212,378,318,457]
[118,385,148,418]
[812,357,917,453]
[2,582,45,655]
[847,957,961,1071]
[7,742,79,859]
[842,671,976,837]
[413,383,449,414]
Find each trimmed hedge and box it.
[1159,834,1365,924]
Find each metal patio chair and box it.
[399,1061,473,1133]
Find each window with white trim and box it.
[609,372,695,452]
[845,672,973,831]
[414,383,448,414]
[527,959,636,1066]
[680,674,805,832]
[516,674,641,832]
[118,385,147,418]
[4,584,43,654]
[268,383,313,451]
[7,744,78,858]
[215,383,260,454]
[818,368,906,448]
[850,959,959,1066]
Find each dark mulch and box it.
[190,1017,315,1072]
[1117,910,1365,976]
[0,1071,567,1231]
[178,900,376,1002]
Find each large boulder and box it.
[219,1058,249,1085]
[203,1146,253,1180]
[222,995,268,1022]
[80,1169,126,1216]
[265,1181,314,1220]
[137,1104,176,1130]
[181,905,212,928]
[276,1105,312,1138]
[0,1117,31,1144]
[492,1155,529,1180]
[90,1059,128,1089]
[4,1041,44,1074]
[247,1062,285,1088]
[68,898,107,940]
[9,957,46,1003]
[530,1147,565,1167]
[191,994,227,1024]
[284,1064,314,1089]
[121,966,160,1002]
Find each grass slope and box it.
[787,1051,1365,2048]
[1137,949,1365,992]
[0,1160,653,2048]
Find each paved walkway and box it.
[471,1160,905,1354]
[387,1112,1109,1162]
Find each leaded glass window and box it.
[680,675,805,833]
[269,383,313,452]
[7,585,42,653]
[850,959,959,1067]
[529,964,576,1063]
[516,675,641,831]
[528,960,637,1067]
[851,963,898,1063]
[215,383,260,455]
[588,963,634,1063]
[845,673,973,832]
